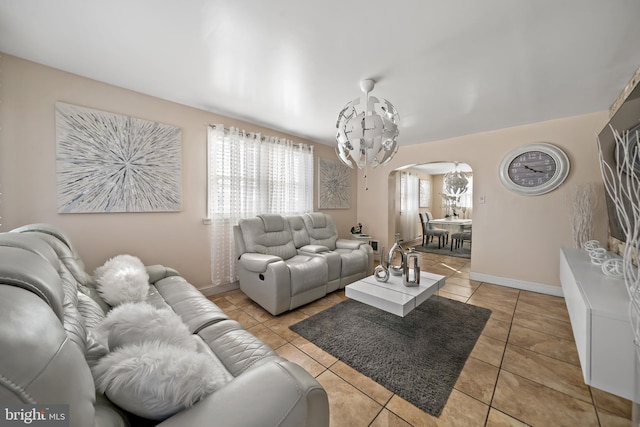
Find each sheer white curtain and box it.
[459,175,473,218]
[207,125,313,286]
[400,172,419,242]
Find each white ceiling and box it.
[2,0,640,147]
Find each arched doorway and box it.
[390,161,473,257]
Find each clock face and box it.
[499,143,570,196]
[507,151,557,188]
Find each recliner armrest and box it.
[239,253,282,273]
[299,244,330,254]
[336,239,363,250]
[146,265,180,284]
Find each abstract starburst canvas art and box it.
[55,102,182,213]
[318,157,350,209]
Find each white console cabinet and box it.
[559,248,634,399]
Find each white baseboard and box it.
[470,272,564,297]
[198,281,239,297]
[199,274,563,298]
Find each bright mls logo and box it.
[1,405,69,426]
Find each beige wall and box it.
[0,54,357,293]
[431,174,445,218]
[358,112,610,291]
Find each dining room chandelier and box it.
[336,79,400,169]
[443,162,469,206]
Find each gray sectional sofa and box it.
[234,212,374,315]
[0,223,328,427]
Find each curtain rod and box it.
[208,124,263,139]
[207,124,313,150]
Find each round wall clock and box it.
[499,142,570,196]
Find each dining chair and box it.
[450,223,472,251]
[419,212,449,249]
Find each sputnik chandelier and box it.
[442,162,469,207]
[336,79,400,171]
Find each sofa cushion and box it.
[238,217,297,260]
[335,249,367,277]
[303,213,339,250]
[306,212,327,228]
[92,340,229,421]
[0,285,96,426]
[286,215,311,248]
[0,246,65,321]
[11,224,97,291]
[258,213,285,232]
[146,284,173,310]
[197,320,278,377]
[11,223,81,261]
[285,255,328,296]
[0,233,61,269]
[153,276,230,333]
[146,264,180,283]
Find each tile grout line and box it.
[484,286,519,426]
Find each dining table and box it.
[429,218,472,234]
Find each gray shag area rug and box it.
[412,241,471,259]
[290,296,491,417]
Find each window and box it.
[442,175,473,218]
[207,125,313,286]
[459,175,473,212]
[400,172,419,241]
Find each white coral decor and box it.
[570,183,597,248]
[94,255,149,305]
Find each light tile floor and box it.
[208,249,632,426]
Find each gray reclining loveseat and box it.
[234,212,373,315]
[0,223,329,427]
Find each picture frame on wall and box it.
[318,157,351,209]
[419,179,431,208]
[55,102,182,213]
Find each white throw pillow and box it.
[98,302,197,352]
[94,255,149,305]
[92,341,228,420]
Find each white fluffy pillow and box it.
[92,341,229,420]
[94,255,149,305]
[98,302,197,352]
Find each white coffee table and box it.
[345,271,446,317]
